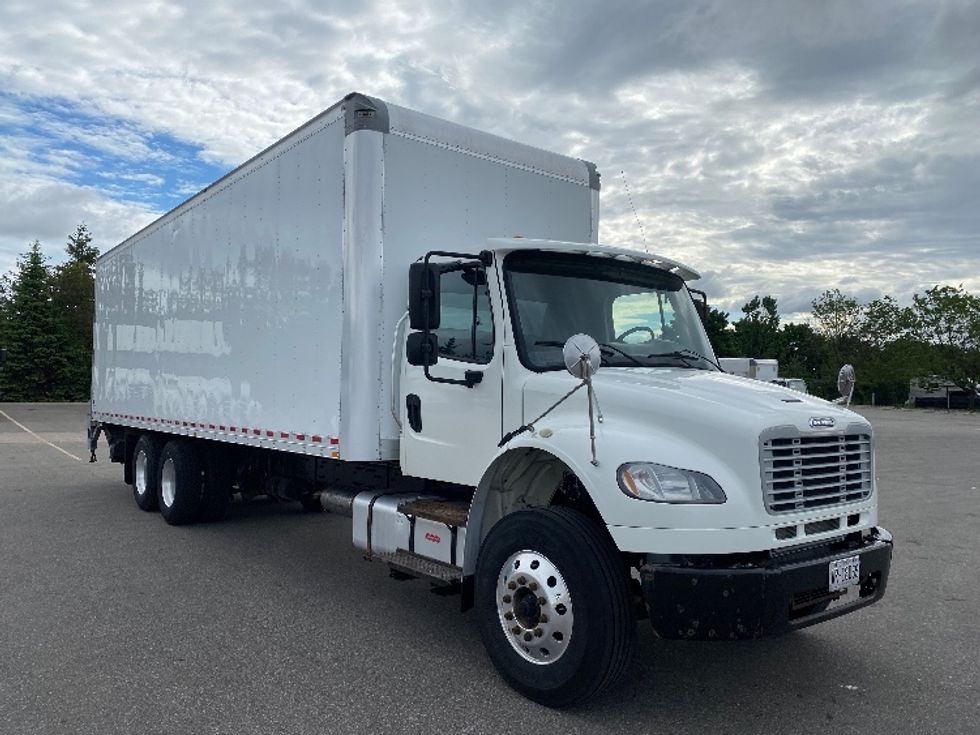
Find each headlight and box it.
[617,462,726,504]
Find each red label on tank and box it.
[424,532,442,544]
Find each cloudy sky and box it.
[1,0,977,320]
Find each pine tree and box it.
[0,241,68,400]
[52,224,100,400]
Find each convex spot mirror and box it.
[838,364,855,399]
[406,332,439,367]
[563,334,601,379]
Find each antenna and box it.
[620,170,648,252]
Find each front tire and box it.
[157,440,203,526]
[475,507,635,707]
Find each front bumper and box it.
[640,527,893,640]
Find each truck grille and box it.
[761,433,872,514]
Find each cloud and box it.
[0,176,157,274]
[0,0,976,322]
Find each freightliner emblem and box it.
[809,417,836,428]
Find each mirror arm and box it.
[416,249,493,390]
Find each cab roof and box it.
[486,237,700,281]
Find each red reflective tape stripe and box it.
[312,435,322,443]
[296,434,305,440]
[329,437,339,445]
[280,432,289,439]
[253,429,261,435]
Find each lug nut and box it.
[534,628,544,637]
[517,576,527,586]
[512,626,521,635]
[504,612,514,621]
[502,594,512,604]
[529,581,538,591]
[539,614,549,624]
[523,632,533,642]
[538,597,547,606]
[508,581,517,590]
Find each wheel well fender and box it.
[462,445,605,577]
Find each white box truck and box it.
[91,93,892,707]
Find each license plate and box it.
[829,555,860,592]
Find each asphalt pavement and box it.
[1,403,978,734]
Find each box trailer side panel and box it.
[92,108,347,456]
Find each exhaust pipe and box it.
[319,488,360,516]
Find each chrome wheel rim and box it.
[496,550,573,664]
[135,450,148,497]
[161,457,176,508]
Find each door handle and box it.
[406,394,422,432]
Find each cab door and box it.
[399,261,503,486]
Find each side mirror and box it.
[409,262,441,330]
[406,331,439,367]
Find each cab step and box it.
[380,549,462,585]
[397,498,469,526]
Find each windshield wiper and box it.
[534,340,645,368]
[598,342,645,367]
[646,348,720,370]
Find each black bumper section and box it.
[640,527,893,640]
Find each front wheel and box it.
[475,507,635,707]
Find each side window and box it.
[433,268,494,364]
[611,291,676,343]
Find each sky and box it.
[1,0,978,321]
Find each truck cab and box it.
[389,237,891,704]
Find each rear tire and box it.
[475,507,635,707]
[131,434,161,512]
[157,440,203,526]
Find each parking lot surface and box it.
[1,403,978,734]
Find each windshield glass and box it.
[504,250,718,372]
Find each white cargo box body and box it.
[92,93,599,461]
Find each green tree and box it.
[703,306,738,357]
[774,322,824,384]
[734,295,780,357]
[52,224,99,400]
[811,288,865,370]
[908,285,980,410]
[0,241,67,400]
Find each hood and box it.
[520,368,871,481]
[524,368,865,436]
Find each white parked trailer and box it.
[92,93,892,707]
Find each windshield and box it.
[504,250,718,372]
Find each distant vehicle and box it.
[907,376,979,408]
[770,377,808,394]
[718,357,777,381]
[718,357,807,393]
[89,92,893,706]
